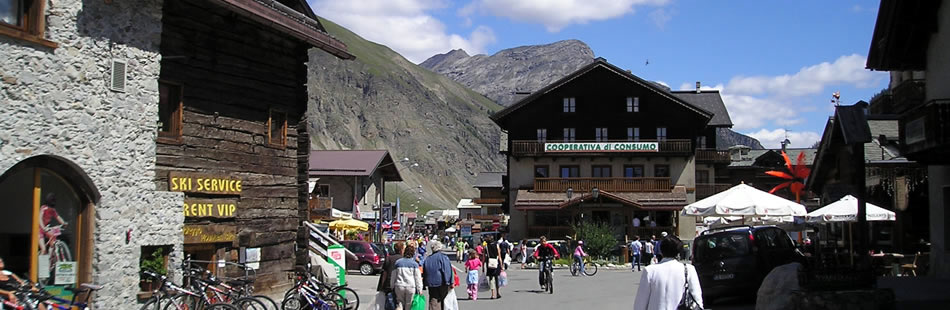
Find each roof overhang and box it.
[866,0,941,71]
[207,0,354,60]
[513,189,686,211]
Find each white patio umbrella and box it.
[682,183,807,217]
[806,195,896,223]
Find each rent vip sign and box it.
[544,142,659,152]
[169,172,241,219]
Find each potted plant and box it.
[139,247,167,295]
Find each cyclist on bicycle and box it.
[532,236,559,290]
[573,240,589,276]
[38,194,66,255]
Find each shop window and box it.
[654,165,670,178]
[268,109,287,146]
[158,81,183,142]
[0,164,93,291]
[534,211,558,226]
[592,211,610,224]
[0,0,57,48]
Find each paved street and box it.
[343,253,754,310]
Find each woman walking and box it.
[464,249,482,300]
[391,244,423,310]
[484,235,503,299]
[520,240,528,269]
[633,237,703,310]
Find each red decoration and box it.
[765,151,811,202]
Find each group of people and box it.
[461,234,513,300]
[628,232,674,272]
[376,240,456,310]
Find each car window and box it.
[348,243,364,254]
[755,228,794,250]
[370,243,384,255]
[695,232,751,262]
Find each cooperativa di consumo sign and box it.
[544,142,659,152]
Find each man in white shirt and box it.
[630,236,643,271]
[633,237,703,310]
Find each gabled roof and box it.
[474,172,505,188]
[309,150,403,181]
[490,58,712,125]
[671,91,733,127]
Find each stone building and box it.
[0,0,350,307]
[491,58,733,242]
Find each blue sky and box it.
[309,0,889,149]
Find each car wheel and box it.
[359,263,373,275]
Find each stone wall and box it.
[0,0,184,308]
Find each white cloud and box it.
[724,54,883,97]
[309,0,497,63]
[677,55,886,130]
[745,129,822,150]
[463,0,670,32]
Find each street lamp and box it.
[591,187,600,199]
[567,187,573,199]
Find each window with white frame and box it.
[563,97,576,113]
[628,127,640,141]
[537,129,547,142]
[657,127,667,141]
[563,128,576,142]
[627,97,639,112]
[595,127,608,142]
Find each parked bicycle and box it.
[281,263,358,310]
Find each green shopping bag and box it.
[411,293,427,310]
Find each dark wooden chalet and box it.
[153,0,352,291]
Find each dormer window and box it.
[627,97,639,112]
[563,97,576,113]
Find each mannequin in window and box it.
[38,194,67,255]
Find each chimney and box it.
[695,81,701,93]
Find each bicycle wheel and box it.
[252,295,279,310]
[546,270,553,294]
[163,294,200,310]
[280,295,303,310]
[234,297,268,310]
[139,296,161,310]
[331,287,359,310]
[55,241,72,261]
[584,261,598,276]
[207,304,240,310]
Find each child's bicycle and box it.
[570,255,598,276]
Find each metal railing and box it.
[533,177,671,193]
[510,139,692,156]
[696,149,731,163]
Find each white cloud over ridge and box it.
[463,0,670,32]
[745,129,821,150]
[309,0,496,64]
[679,54,885,131]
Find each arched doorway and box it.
[0,155,98,288]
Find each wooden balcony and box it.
[696,183,732,199]
[510,139,692,157]
[473,198,505,205]
[696,149,731,163]
[901,99,950,160]
[892,79,926,114]
[533,177,671,193]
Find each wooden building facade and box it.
[153,0,352,291]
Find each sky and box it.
[308,0,890,149]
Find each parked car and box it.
[692,225,805,303]
[340,240,385,275]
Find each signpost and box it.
[544,142,659,152]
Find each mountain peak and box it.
[421,39,595,106]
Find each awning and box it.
[329,219,369,231]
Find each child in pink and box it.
[465,249,482,300]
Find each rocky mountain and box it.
[307,18,506,209]
[420,40,596,106]
[718,128,765,150]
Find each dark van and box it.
[692,225,804,303]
